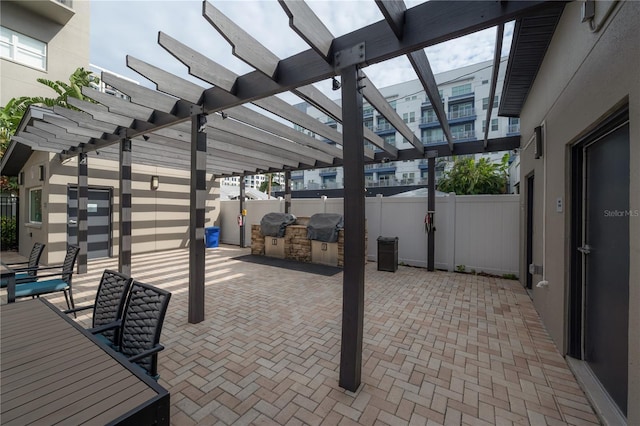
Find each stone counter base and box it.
[251,224,367,268]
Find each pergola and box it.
[1,0,564,391]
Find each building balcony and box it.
[375,123,395,136]
[364,163,397,174]
[321,181,339,189]
[447,108,476,124]
[418,116,440,129]
[452,130,477,142]
[319,167,337,177]
[17,0,75,25]
[291,171,304,180]
[363,108,374,118]
[422,136,446,145]
[365,177,399,188]
[448,91,475,102]
[421,97,445,107]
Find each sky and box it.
[90,0,514,104]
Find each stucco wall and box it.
[518,1,639,422]
[0,0,90,104]
[17,154,220,265]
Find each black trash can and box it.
[377,236,398,272]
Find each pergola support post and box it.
[189,113,207,324]
[339,63,366,392]
[239,177,246,247]
[119,138,132,276]
[284,170,291,213]
[427,150,437,271]
[77,153,88,274]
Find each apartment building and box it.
[0,0,90,105]
[291,59,519,192]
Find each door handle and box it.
[577,245,591,254]
[68,219,77,225]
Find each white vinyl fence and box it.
[218,194,519,276]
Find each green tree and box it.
[0,67,98,194]
[259,173,278,196]
[437,153,510,195]
[29,67,98,109]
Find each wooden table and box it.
[1,299,170,425]
[1,262,16,303]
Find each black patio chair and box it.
[64,269,133,346]
[1,242,45,287]
[92,280,171,380]
[13,245,80,311]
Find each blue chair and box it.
[14,245,80,311]
[65,269,133,347]
[93,280,171,380]
[1,242,45,287]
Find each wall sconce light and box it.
[534,125,543,159]
[18,172,24,185]
[38,165,45,181]
[150,175,159,190]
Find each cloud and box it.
[90,1,513,102]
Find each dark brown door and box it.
[581,122,629,416]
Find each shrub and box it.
[1,216,17,249]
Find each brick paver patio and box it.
[2,246,600,425]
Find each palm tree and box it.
[0,67,99,193]
[29,67,98,109]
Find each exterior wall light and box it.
[534,125,543,159]
[151,175,159,190]
[38,165,45,181]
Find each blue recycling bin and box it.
[205,226,220,248]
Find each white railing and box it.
[452,130,476,140]
[420,115,438,125]
[448,108,475,120]
[375,123,394,132]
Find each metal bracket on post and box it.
[122,138,132,152]
[190,104,205,118]
[426,150,438,159]
[196,113,207,132]
[334,42,366,72]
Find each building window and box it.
[451,123,475,140]
[451,83,472,97]
[482,96,499,110]
[29,188,43,223]
[508,117,520,133]
[383,134,396,146]
[449,101,474,119]
[422,128,444,144]
[422,108,437,124]
[402,112,416,123]
[0,27,47,70]
[364,118,373,130]
[377,117,392,131]
[482,119,499,132]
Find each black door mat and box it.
[231,255,342,277]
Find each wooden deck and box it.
[0,298,169,425]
